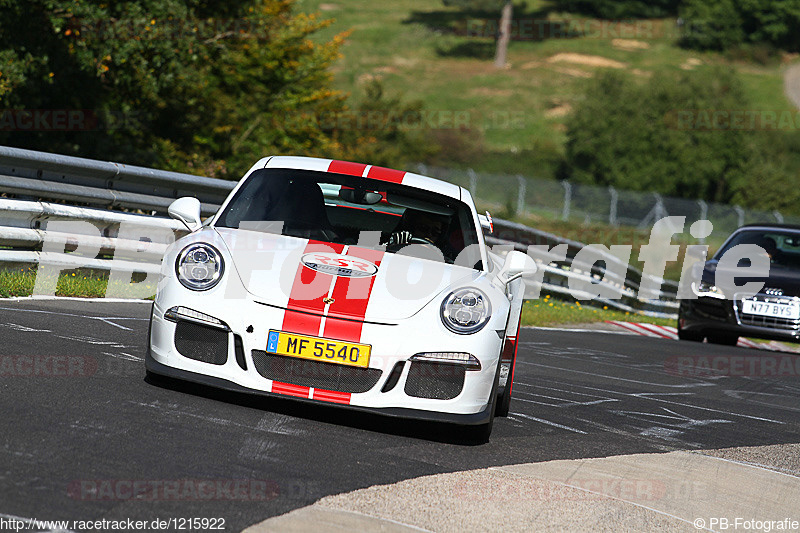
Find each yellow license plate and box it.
[266,330,371,368]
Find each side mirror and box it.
[499,250,537,283]
[168,197,202,232]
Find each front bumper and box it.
[147,296,504,424]
[680,296,800,343]
[145,351,494,425]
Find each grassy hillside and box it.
[296,0,796,176]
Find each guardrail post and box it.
[561,180,571,221]
[516,175,526,216]
[468,168,478,198]
[697,199,708,243]
[608,186,618,226]
[734,205,745,227]
[774,210,784,224]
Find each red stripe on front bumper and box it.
[271,381,310,398]
[312,389,352,404]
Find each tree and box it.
[0,0,435,178]
[551,0,680,18]
[562,68,755,204]
[444,0,513,68]
[680,0,800,52]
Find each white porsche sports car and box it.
[146,156,535,440]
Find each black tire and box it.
[471,361,500,443]
[707,333,739,346]
[678,328,704,342]
[495,363,514,417]
[472,391,497,443]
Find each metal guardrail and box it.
[488,219,679,316]
[0,145,233,216]
[0,146,678,316]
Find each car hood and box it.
[215,228,482,322]
[703,259,800,297]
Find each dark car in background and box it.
[678,224,800,345]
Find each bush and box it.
[680,0,800,52]
[679,0,745,50]
[562,68,754,204]
[552,0,681,19]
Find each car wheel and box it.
[473,392,496,443]
[495,363,514,417]
[471,362,500,443]
[677,328,704,342]
[707,333,738,346]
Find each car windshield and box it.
[715,229,800,269]
[214,168,482,269]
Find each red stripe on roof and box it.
[312,389,352,404]
[328,160,368,177]
[366,166,406,183]
[272,381,310,398]
[323,247,384,342]
[281,241,345,336]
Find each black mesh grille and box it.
[404,361,465,400]
[252,350,382,393]
[174,321,228,365]
[739,314,800,331]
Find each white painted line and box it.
[543,378,785,424]
[94,318,134,331]
[696,452,800,480]
[0,296,152,303]
[55,335,119,346]
[1,323,51,333]
[520,361,714,389]
[0,306,149,321]
[527,326,634,335]
[103,352,143,362]
[510,412,588,434]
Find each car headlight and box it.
[441,288,492,334]
[692,280,726,299]
[176,243,224,291]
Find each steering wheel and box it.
[409,237,435,245]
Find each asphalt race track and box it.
[1,300,799,531]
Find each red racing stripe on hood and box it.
[327,160,367,177]
[322,246,385,342]
[281,241,345,336]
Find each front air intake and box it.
[174,321,228,365]
[251,351,382,393]
[404,361,465,400]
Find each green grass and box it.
[521,293,676,327]
[295,1,794,175]
[0,267,155,299]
